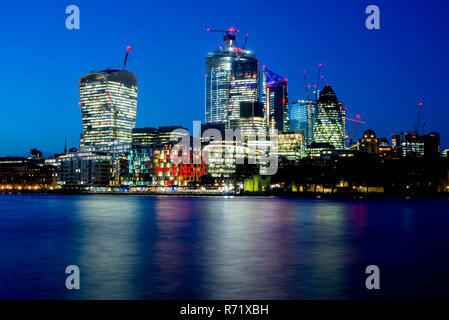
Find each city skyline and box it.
[1,0,449,156]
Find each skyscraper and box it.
[236,101,264,133]
[205,28,259,127]
[262,67,289,133]
[312,84,345,149]
[290,99,315,145]
[228,57,260,128]
[79,69,138,150]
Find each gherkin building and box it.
[312,84,345,149]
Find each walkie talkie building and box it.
[79,69,138,150]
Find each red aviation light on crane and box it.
[356,114,361,119]
[284,78,288,82]
[206,28,211,32]
[418,102,424,106]
[126,46,132,52]
[318,63,323,68]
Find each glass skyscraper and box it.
[79,69,138,150]
[290,99,316,145]
[262,67,289,133]
[228,57,260,128]
[205,32,259,127]
[312,84,345,150]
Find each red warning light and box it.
[319,63,323,68]
[356,114,361,119]
[418,102,424,106]
[284,78,288,82]
[263,65,266,69]
[126,46,132,52]
[78,102,82,105]
[206,28,211,32]
[302,70,306,74]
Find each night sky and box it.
[1,0,448,156]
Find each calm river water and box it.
[1,194,448,299]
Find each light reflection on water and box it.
[1,194,449,299]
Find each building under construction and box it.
[205,27,259,128]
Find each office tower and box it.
[391,132,424,157]
[263,67,289,133]
[205,29,259,127]
[132,127,158,145]
[232,102,264,133]
[424,132,440,158]
[312,84,345,149]
[132,126,189,147]
[228,57,260,128]
[290,99,315,145]
[79,69,138,150]
[277,131,305,162]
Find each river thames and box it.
[1,194,449,299]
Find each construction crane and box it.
[345,114,366,146]
[242,33,249,50]
[414,102,424,135]
[302,70,311,99]
[314,63,323,100]
[109,46,132,140]
[207,27,241,50]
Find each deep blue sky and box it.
[1,0,448,156]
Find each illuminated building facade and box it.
[312,84,345,150]
[79,69,138,150]
[109,145,153,186]
[277,131,305,162]
[378,138,392,155]
[153,144,207,187]
[359,129,379,154]
[132,126,189,146]
[290,99,315,145]
[131,127,158,145]
[263,67,289,133]
[231,102,264,134]
[392,132,424,157]
[0,157,57,190]
[228,57,260,128]
[58,152,111,187]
